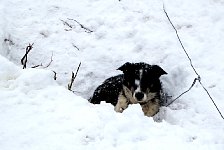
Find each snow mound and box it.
[1,0,224,150]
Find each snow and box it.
[1,0,224,149]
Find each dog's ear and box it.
[151,65,167,78]
[117,62,133,72]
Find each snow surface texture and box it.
[1,0,224,149]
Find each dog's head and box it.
[117,62,167,104]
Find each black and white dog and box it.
[89,62,167,117]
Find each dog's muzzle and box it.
[134,91,146,102]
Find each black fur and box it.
[89,62,167,115]
[89,74,124,106]
[117,62,166,102]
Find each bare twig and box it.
[68,62,82,91]
[72,43,80,51]
[68,72,75,91]
[31,52,54,69]
[43,52,54,68]
[60,19,73,28]
[31,63,43,68]
[67,18,93,33]
[21,43,34,69]
[53,71,57,80]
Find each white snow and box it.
[1,0,224,149]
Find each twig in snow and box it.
[68,72,75,91]
[31,63,43,68]
[31,52,54,69]
[68,62,82,91]
[43,52,54,68]
[53,71,57,80]
[21,43,34,69]
[72,43,80,51]
[60,19,73,31]
[67,18,93,33]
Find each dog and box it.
[89,62,167,117]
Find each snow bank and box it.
[0,53,223,150]
[1,0,224,150]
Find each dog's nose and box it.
[135,92,144,100]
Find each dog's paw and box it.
[114,106,125,113]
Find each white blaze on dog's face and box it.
[133,69,147,102]
[118,62,167,104]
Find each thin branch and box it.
[67,18,93,33]
[60,19,73,28]
[21,43,34,69]
[73,62,82,82]
[43,52,54,68]
[31,52,54,69]
[72,43,80,51]
[68,72,75,91]
[31,63,43,68]
[52,71,57,80]
[68,62,82,91]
